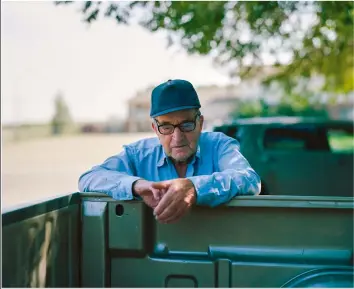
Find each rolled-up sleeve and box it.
[78,146,141,200]
[187,138,261,207]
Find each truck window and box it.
[225,126,238,140]
[263,126,330,151]
[326,125,354,153]
[214,125,240,141]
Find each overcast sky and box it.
[1,1,232,124]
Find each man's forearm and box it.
[187,169,261,207]
[78,167,141,200]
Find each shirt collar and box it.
[157,144,201,167]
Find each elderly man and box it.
[79,79,261,223]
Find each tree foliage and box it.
[55,1,354,93]
[51,91,73,134]
[231,97,329,119]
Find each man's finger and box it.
[154,190,173,216]
[142,195,158,209]
[156,197,179,221]
[160,206,184,224]
[150,187,161,201]
[160,189,168,198]
[156,204,174,222]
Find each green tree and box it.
[231,99,264,118]
[51,91,73,135]
[231,94,329,119]
[55,1,353,94]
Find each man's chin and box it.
[171,153,193,163]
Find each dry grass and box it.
[2,133,155,209]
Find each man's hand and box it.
[133,180,166,209]
[152,178,197,224]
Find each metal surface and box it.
[2,193,80,287]
[3,192,353,288]
[281,268,354,288]
[85,195,353,288]
[108,202,146,251]
[81,201,109,287]
[80,192,354,208]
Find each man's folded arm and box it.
[187,138,261,207]
[78,146,141,200]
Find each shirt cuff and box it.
[110,176,142,201]
[187,175,215,206]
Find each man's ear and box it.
[151,122,158,134]
[199,115,204,130]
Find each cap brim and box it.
[150,105,200,118]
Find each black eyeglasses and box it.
[154,112,201,135]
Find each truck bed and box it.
[2,193,354,287]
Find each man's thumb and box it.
[151,181,170,190]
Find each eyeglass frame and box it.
[153,111,202,135]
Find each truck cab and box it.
[212,117,354,197]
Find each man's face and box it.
[152,109,204,163]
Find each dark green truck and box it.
[2,192,353,288]
[211,117,354,197]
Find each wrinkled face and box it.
[152,109,204,163]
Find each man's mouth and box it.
[173,145,187,148]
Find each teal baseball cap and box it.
[150,79,201,118]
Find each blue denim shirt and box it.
[78,132,261,207]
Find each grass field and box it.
[2,133,154,210]
[328,133,354,152]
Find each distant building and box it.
[126,85,243,132]
[127,87,154,132]
[126,67,280,132]
[126,68,353,132]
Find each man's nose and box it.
[172,127,184,140]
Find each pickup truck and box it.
[211,117,354,197]
[2,192,353,288]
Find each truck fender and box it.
[281,268,354,288]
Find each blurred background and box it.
[2,1,353,209]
